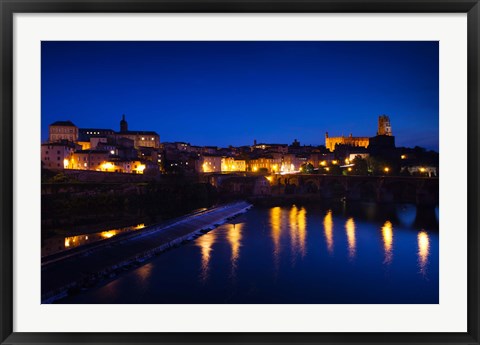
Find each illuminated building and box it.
[251,142,288,154]
[102,160,146,174]
[70,151,146,174]
[348,153,369,161]
[71,150,110,171]
[48,120,79,143]
[325,115,394,152]
[197,155,222,173]
[221,157,246,172]
[325,132,369,152]
[249,156,276,172]
[116,115,160,149]
[404,166,437,177]
[280,154,306,173]
[41,142,77,170]
[248,154,311,173]
[377,115,392,136]
[107,160,146,174]
[79,128,115,142]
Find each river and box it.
[60,201,439,304]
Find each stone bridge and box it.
[270,174,439,204]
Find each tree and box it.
[330,165,342,176]
[352,156,368,175]
[300,163,314,174]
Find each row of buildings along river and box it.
[42,114,438,178]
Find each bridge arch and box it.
[349,180,377,201]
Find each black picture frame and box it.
[1,1,479,344]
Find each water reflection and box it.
[362,202,377,221]
[61,204,440,304]
[196,231,216,282]
[43,223,146,257]
[345,218,356,259]
[289,206,299,259]
[381,221,393,265]
[418,231,430,275]
[227,223,243,278]
[297,207,307,257]
[323,210,334,254]
[270,207,282,260]
[289,206,307,260]
[135,262,153,288]
[101,230,118,239]
[396,204,417,227]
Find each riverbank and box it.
[42,178,218,234]
[249,190,438,207]
[42,201,252,303]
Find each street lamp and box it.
[384,167,390,174]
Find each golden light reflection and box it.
[101,230,118,239]
[270,207,282,261]
[196,231,216,282]
[323,210,333,254]
[345,218,356,259]
[227,223,243,277]
[135,164,146,174]
[289,206,298,260]
[288,205,298,250]
[297,207,307,257]
[418,231,430,275]
[288,205,308,262]
[135,262,153,286]
[60,224,147,253]
[323,210,334,254]
[382,221,393,265]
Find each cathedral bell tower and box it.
[120,114,128,132]
[377,115,392,136]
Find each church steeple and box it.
[120,114,128,132]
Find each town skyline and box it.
[42,41,439,151]
[43,113,438,153]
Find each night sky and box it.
[41,41,439,151]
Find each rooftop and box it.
[50,120,76,127]
[118,130,159,136]
[79,128,115,133]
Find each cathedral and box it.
[325,115,393,152]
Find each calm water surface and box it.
[62,202,439,304]
[42,223,146,257]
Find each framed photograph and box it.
[1,1,479,344]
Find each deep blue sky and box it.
[41,41,439,151]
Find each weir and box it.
[41,201,252,303]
